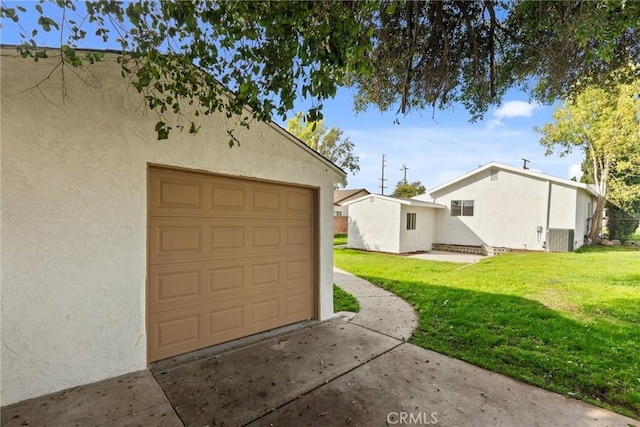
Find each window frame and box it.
[451,200,474,217]
[406,212,417,230]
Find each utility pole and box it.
[400,164,409,184]
[379,154,387,195]
[522,158,530,170]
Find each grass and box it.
[334,247,640,419]
[334,233,347,246]
[333,284,360,313]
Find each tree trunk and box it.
[587,153,608,242]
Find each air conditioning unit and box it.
[547,229,575,252]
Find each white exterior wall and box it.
[399,205,437,253]
[336,204,350,216]
[1,52,340,405]
[574,189,595,249]
[335,191,369,217]
[431,168,550,250]
[548,183,577,229]
[348,197,400,252]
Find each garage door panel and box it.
[210,226,245,250]
[150,219,311,265]
[210,183,246,211]
[150,309,202,359]
[285,258,311,281]
[155,269,202,304]
[286,191,312,214]
[250,262,280,288]
[150,169,206,214]
[285,292,313,317]
[286,225,310,246]
[208,306,244,337]
[156,224,203,255]
[149,254,310,314]
[148,167,315,363]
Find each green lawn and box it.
[333,284,360,313]
[334,233,347,246]
[334,247,640,419]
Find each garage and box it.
[2,47,341,406]
[147,167,317,362]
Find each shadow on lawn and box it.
[358,275,640,420]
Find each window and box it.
[451,200,474,216]
[490,169,499,181]
[406,213,417,230]
[334,211,342,217]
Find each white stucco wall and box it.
[399,205,437,253]
[574,189,596,249]
[431,168,551,250]
[1,50,341,405]
[548,182,577,230]
[348,197,400,252]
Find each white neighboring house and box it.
[1,47,342,406]
[345,195,444,253]
[333,188,370,217]
[347,162,598,254]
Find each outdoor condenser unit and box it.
[547,229,575,252]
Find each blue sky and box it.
[279,90,585,193]
[2,2,586,192]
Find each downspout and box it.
[544,180,552,251]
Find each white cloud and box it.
[568,163,583,180]
[487,101,542,130]
[494,101,540,119]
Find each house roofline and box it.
[0,44,346,178]
[334,189,370,205]
[428,161,598,197]
[343,193,445,208]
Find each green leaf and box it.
[154,121,170,140]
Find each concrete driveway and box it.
[151,269,637,426]
[2,268,637,426]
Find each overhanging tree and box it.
[286,112,359,187]
[1,1,375,143]
[537,80,640,242]
[2,1,639,140]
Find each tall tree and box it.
[286,112,359,187]
[537,80,640,242]
[391,180,426,199]
[3,1,639,138]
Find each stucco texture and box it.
[0,50,341,405]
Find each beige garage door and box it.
[147,166,316,362]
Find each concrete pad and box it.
[0,370,181,427]
[408,250,486,263]
[151,320,400,427]
[253,343,637,427]
[334,267,418,340]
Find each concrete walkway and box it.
[408,250,486,263]
[2,269,637,426]
[333,266,418,340]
